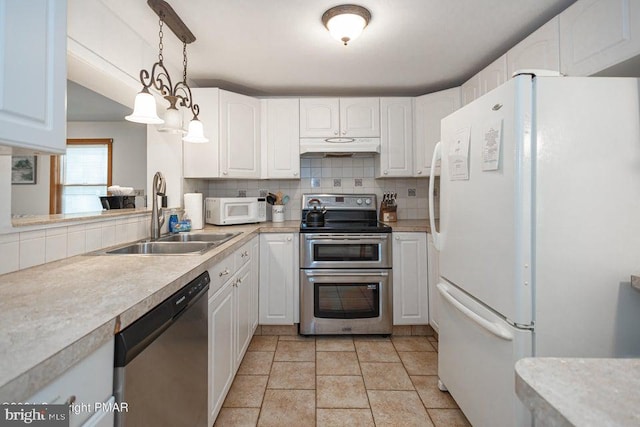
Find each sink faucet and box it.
[151,171,166,240]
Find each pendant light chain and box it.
[182,41,188,84]
[158,15,164,64]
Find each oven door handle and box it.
[305,235,389,241]
[305,239,389,245]
[303,271,389,277]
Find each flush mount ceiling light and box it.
[126,0,208,143]
[322,4,371,46]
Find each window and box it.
[50,139,112,214]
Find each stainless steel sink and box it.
[157,232,240,244]
[100,232,241,255]
[104,241,214,255]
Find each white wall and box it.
[10,122,146,216]
[11,156,51,215]
[67,121,147,190]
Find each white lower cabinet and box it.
[208,236,259,425]
[26,340,114,427]
[427,234,440,332]
[208,280,234,425]
[392,232,429,325]
[259,233,299,325]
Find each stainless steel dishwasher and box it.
[114,271,210,427]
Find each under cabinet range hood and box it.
[300,137,380,158]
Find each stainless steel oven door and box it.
[300,234,392,269]
[300,269,393,335]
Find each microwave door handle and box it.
[437,283,513,341]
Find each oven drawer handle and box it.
[304,271,389,277]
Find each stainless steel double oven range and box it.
[300,194,393,335]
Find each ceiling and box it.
[101,0,577,96]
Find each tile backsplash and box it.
[190,158,439,221]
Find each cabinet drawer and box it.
[209,255,236,296]
[235,242,252,269]
[27,340,114,427]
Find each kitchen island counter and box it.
[515,357,640,426]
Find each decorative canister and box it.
[272,205,285,223]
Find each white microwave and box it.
[205,197,267,225]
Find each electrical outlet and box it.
[259,189,268,197]
[408,188,416,197]
[311,177,321,188]
[238,190,247,197]
[133,189,144,196]
[354,178,363,187]
[333,179,342,187]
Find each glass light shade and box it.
[183,118,209,143]
[326,13,367,45]
[125,91,164,124]
[158,107,185,134]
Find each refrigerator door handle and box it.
[429,142,442,250]
[437,283,513,341]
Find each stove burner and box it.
[300,193,391,233]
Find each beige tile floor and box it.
[214,334,471,427]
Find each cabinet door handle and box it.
[219,268,230,277]
[238,277,243,284]
[333,130,339,135]
[293,171,298,176]
[286,236,292,241]
[417,170,422,175]
[383,170,388,175]
[395,236,400,240]
[222,171,228,175]
[342,130,347,135]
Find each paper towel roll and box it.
[184,193,204,230]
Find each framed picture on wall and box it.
[11,156,37,185]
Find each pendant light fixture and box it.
[322,4,371,46]
[126,0,208,143]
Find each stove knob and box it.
[356,198,363,205]
[365,198,372,205]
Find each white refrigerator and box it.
[428,73,640,427]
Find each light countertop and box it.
[11,208,152,227]
[515,357,640,426]
[0,221,301,402]
[0,218,426,401]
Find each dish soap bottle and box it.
[168,214,179,233]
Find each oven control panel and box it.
[302,194,377,210]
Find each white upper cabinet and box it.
[339,98,381,137]
[183,88,261,179]
[299,98,340,137]
[0,0,66,154]
[413,88,460,177]
[300,98,380,138]
[478,54,508,96]
[219,90,261,178]
[560,0,640,76]
[377,98,413,177]
[461,75,480,106]
[184,88,220,178]
[507,17,560,77]
[263,99,300,179]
